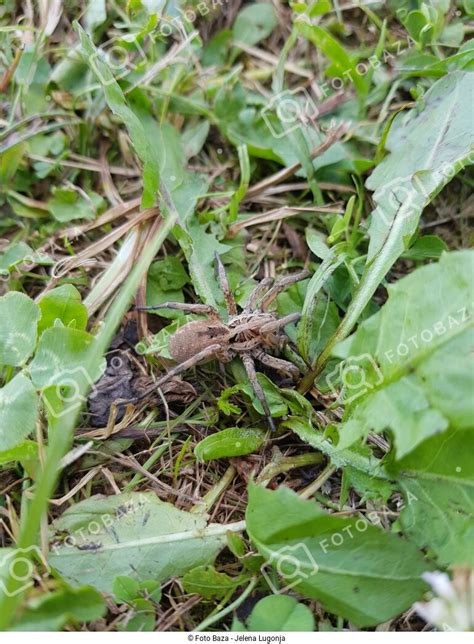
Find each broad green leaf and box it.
[112,576,140,604]
[246,484,430,627]
[0,241,32,272]
[340,467,394,505]
[402,235,448,261]
[11,586,105,631]
[202,29,233,66]
[182,120,210,159]
[0,292,40,366]
[194,428,266,462]
[38,285,88,336]
[245,595,315,632]
[49,493,228,593]
[145,256,189,319]
[124,597,155,631]
[240,373,288,418]
[0,440,38,466]
[332,251,473,457]
[214,81,347,171]
[29,327,105,419]
[30,326,104,389]
[367,71,474,265]
[113,576,161,604]
[390,429,474,567]
[316,72,474,371]
[0,374,38,451]
[465,0,474,16]
[0,242,50,273]
[175,218,230,309]
[84,0,106,32]
[182,565,244,599]
[47,188,104,222]
[148,256,189,292]
[0,144,26,186]
[75,24,161,208]
[233,3,277,47]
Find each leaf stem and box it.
[194,577,258,632]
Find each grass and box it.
[0,0,473,634]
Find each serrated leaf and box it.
[246,484,430,627]
[176,218,230,309]
[367,71,474,265]
[49,493,228,593]
[0,292,40,366]
[317,72,474,369]
[390,429,474,567]
[332,251,473,457]
[195,427,266,462]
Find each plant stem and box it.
[194,577,258,632]
[299,464,336,499]
[192,465,236,514]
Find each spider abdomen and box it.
[169,320,230,363]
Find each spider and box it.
[135,255,309,430]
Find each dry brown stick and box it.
[155,594,202,632]
[111,454,204,505]
[0,45,24,93]
[243,123,349,202]
[47,207,159,278]
[227,204,343,237]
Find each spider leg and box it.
[241,353,276,432]
[126,343,224,402]
[244,277,274,312]
[214,252,237,316]
[260,312,301,334]
[137,302,220,319]
[260,270,310,311]
[255,350,300,379]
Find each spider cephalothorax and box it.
[136,255,309,430]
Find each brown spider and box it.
[136,255,309,430]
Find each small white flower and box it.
[414,569,474,632]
